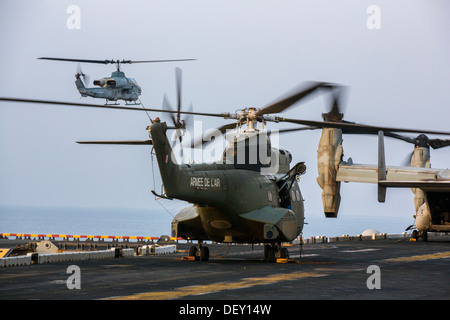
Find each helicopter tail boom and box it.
[149,120,180,198]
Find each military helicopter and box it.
[38,57,195,105]
[2,71,450,261]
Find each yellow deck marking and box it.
[0,249,10,258]
[109,271,326,300]
[384,251,450,262]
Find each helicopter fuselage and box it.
[149,120,305,244]
[75,71,142,103]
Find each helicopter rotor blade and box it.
[278,117,450,137]
[189,122,237,149]
[39,57,116,64]
[39,57,196,65]
[428,138,450,150]
[76,140,153,145]
[127,59,196,64]
[162,94,177,125]
[275,126,319,134]
[343,129,450,150]
[0,97,226,118]
[76,63,90,87]
[255,82,341,116]
[175,67,182,124]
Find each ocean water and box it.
[0,206,173,237]
[0,205,414,239]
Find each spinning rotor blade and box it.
[276,126,318,134]
[0,97,225,118]
[76,140,153,145]
[39,57,116,64]
[278,117,450,137]
[256,82,341,116]
[161,68,192,130]
[76,63,90,86]
[127,59,196,64]
[162,94,177,124]
[39,57,196,65]
[176,67,182,124]
[189,122,237,149]
[188,124,319,149]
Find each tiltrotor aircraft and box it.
[38,57,195,105]
[1,70,450,260]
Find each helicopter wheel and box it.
[421,231,428,242]
[200,246,210,261]
[264,245,271,259]
[188,246,197,257]
[264,244,277,262]
[279,247,289,259]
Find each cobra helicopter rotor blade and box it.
[39,57,116,64]
[39,57,196,65]
[0,97,226,118]
[126,59,196,64]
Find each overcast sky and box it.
[1,0,449,226]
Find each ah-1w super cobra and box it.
[38,57,195,105]
[2,69,450,261]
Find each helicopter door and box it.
[279,187,292,210]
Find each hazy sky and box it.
[1,1,449,226]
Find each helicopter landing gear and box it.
[264,243,289,262]
[411,230,428,241]
[188,241,210,261]
[125,101,141,105]
[104,99,120,105]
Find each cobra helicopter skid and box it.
[104,99,121,106]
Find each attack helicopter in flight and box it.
[1,69,450,261]
[38,57,195,105]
